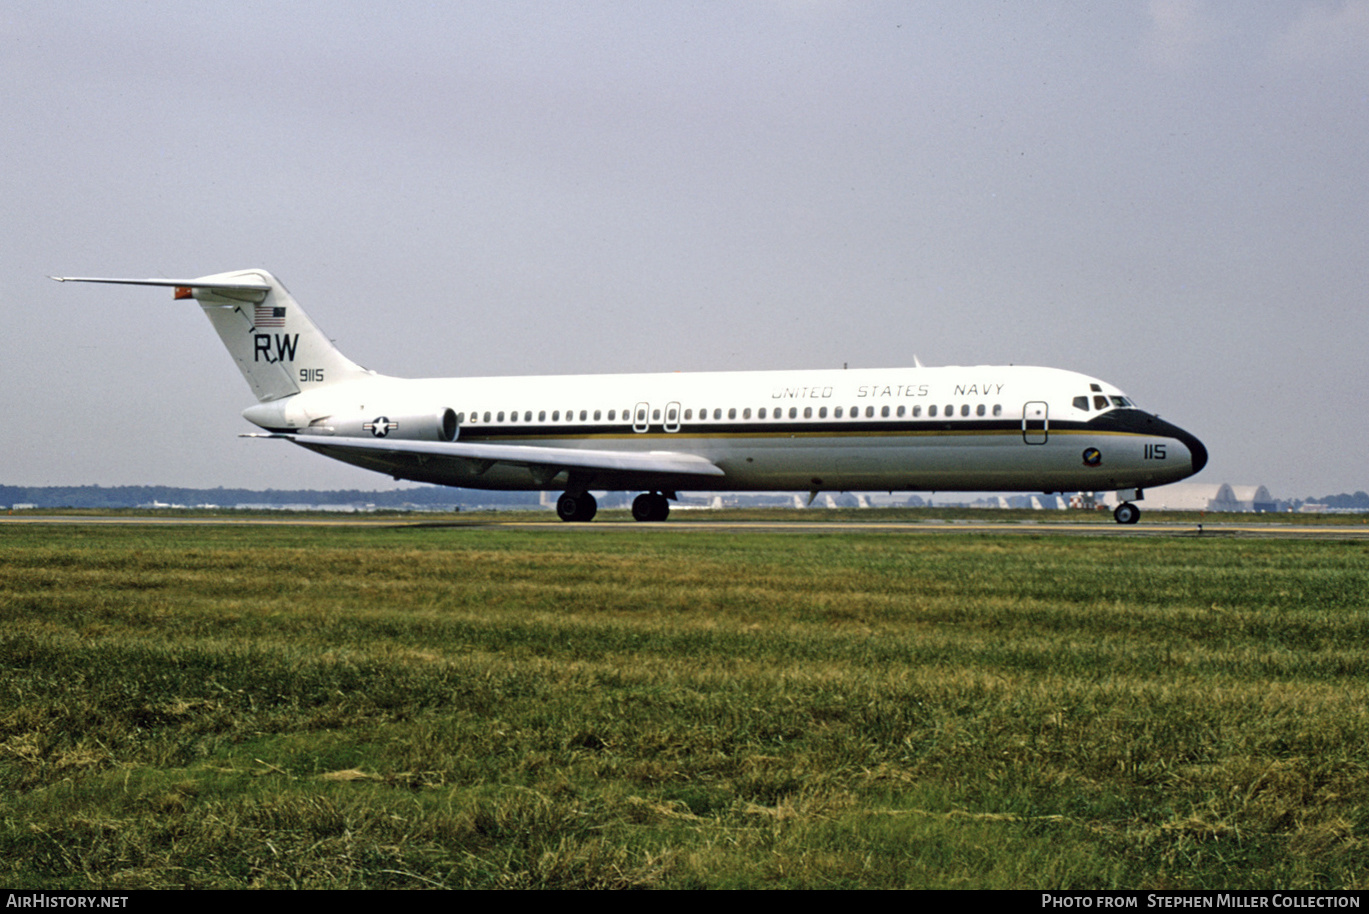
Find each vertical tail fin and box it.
[53,269,373,401]
[188,269,371,401]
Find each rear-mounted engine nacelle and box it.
[317,407,459,442]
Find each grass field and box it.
[2,519,1367,888]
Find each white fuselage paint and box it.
[256,364,1203,494]
[53,271,1206,513]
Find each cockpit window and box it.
[1088,393,1137,412]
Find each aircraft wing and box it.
[257,433,726,483]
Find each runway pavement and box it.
[4,513,1367,539]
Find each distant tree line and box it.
[1304,491,1369,509]
[0,485,541,509]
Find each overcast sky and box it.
[5,1,1366,497]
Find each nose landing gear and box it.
[1113,502,1140,525]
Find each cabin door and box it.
[1022,401,1048,444]
[633,402,650,434]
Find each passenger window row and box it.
[681,404,1004,419]
[454,409,628,424]
[455,404,1005,425]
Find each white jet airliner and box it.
[54,269,1207,523]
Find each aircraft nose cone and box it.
[1176,427,1208,475]
[1089,410,1209,480]
[1140,412,1208,477]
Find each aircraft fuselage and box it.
[56,269,1207,523]
[244,365,1207,496]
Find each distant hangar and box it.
[1145,483,1277,513]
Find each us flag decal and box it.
[254,304,286,327]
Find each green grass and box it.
[2,522,1367,888]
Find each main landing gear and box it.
[556,492,597,522]
[1113,502,1141,525]
[631,492,670,522]
[554,491,671,522]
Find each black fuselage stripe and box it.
[458,418,1155,442]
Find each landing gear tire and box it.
[557,492,598,522]
[1114,502,1140,525]
[632,492,670,522]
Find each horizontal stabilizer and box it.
[51,276,271,294]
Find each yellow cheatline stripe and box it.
[467,427,1153,444]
